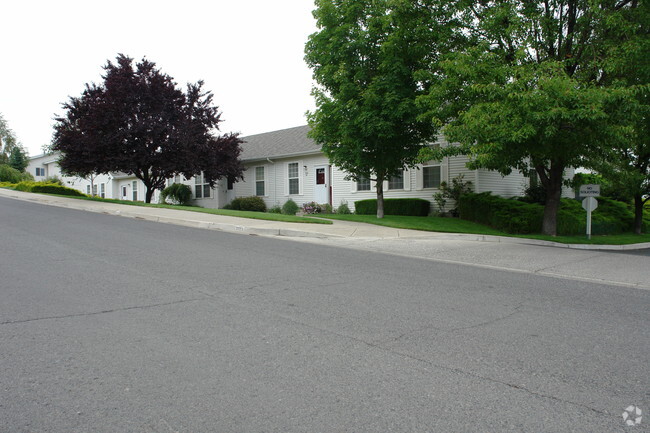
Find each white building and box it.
[232,125,573,212]
[26,125,573,211]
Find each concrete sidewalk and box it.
[2,187,648,250]
[2,188,649,289]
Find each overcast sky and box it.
[1,0,318,156]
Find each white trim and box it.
[421,162,443,189]
[415,166,424,190]
[403,168,411,191]
[253,165,267,197]
[285,160,303,196]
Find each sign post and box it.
[582,197,598,239]
[579,184,600,240]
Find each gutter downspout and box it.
[266,158,276,206]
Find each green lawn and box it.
[317,213,506,235]
[317,214,650,245]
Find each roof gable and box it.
[240,125,321,161]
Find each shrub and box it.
[321,203,334,214]
[459,193,543,233]
[13,180,86,197]
[354,198,431,216]
[521,183,547,204]
[30,183,86,197]
[302,201,322,214]
[432,191,447,214]
[14,181,37,192]
[282,198,300,215]
[435,174,473,216]
[268,205,282,214]
[337,201,351,214]
[459,192,644,235]
[160,183,192,205]
[0,164,30,183]
[227,196,267,212]
[44,176,64,186]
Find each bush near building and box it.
[459,193,648,235]
[224,196,267,212]
[354,198,431,217]
[11,180,87,197]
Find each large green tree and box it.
[419,0,642,235]
[305,0,452,218]
[594,0,649,234]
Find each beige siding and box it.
[476,169,527,197]
[232,154,330,209]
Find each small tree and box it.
[8,147,28,172]
[53,54,244,203]
[0,113,19,165]
[433,174,473,216]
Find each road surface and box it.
[1,197,648,432]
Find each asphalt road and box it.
[1,197,648,432]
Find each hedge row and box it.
[459,193,647,235]
[13,181,87,197]
[224,196,267,212]
[354,198,431,216]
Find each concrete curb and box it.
[2,189,648,250]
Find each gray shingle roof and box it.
[239,125,321,161]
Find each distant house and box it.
[26,125,573,211]
[26,153,148,202]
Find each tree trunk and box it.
[145,186,154,204]
[90,175,95,197]
[542,187,562,236]
[376,177,385,219]
[539,163,565,236]
[633,194,645,235]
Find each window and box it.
[227,176,235,191]
[86,185,91,194]
[423,166,441,188]
[194,173,211,199]
[388,170,404,190]
[92,184,98,196]
[100,183,105,198]
[35,167,45,176]
[255,167,265,196]
[357,176,371,191]
[132,181,138,201]
[288,162,299,195]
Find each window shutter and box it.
[415,165,424,190]
[403,169,411,191]
[442,158,449,184]
[350,176,357,193]
[299,160,304,195]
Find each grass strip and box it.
[317,214,650,245]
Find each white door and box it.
[314,165,330,204]
[121,185,128,200]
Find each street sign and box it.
[582,196,598,211]
[582,197,598,239]
[579,184,600,197]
